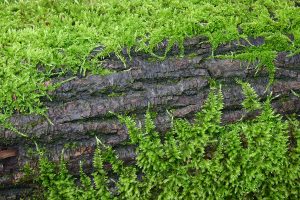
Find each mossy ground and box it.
[0,0,299,126]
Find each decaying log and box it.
[0,36,299,199]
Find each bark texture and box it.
[0,37,300,199]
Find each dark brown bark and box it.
[0,37,300,199]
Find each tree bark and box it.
[0,36,300,199]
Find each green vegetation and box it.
[1,0,300,126]
[37,84,300,199]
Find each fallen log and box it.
[0,37,299,199]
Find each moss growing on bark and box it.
[36,84,300,199]
[0,0,299,128]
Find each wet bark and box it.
[0,36,300,199]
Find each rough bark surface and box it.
[0,37,300,199]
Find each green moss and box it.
[63,142,79,150]
[20,162,35,182]
[0,0,299,128]
[36,84,300,199]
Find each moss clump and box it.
[1,0,300,125]
[36,84,300,199]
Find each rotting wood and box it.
[0,37,299,199]
[0,150,17,160]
